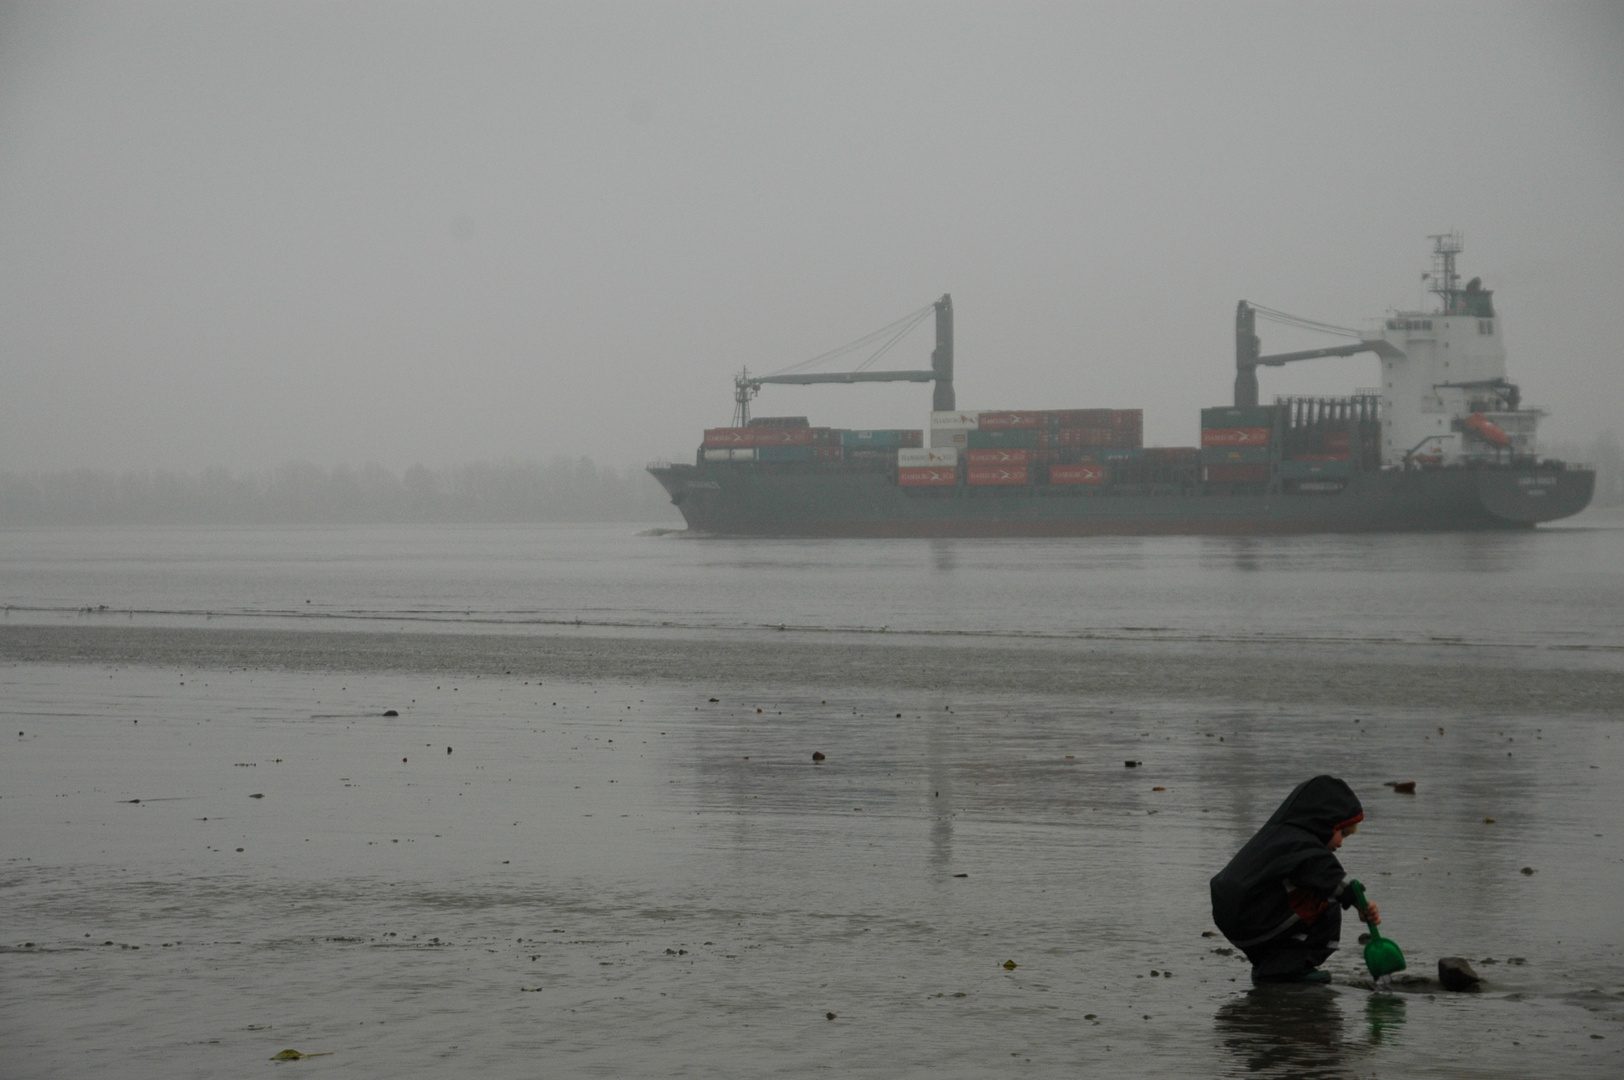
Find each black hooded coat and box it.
[1210,776,1365,960]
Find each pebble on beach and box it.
[812,751,825,762]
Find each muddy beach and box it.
[4,623,1622,1078]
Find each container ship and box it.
[648,236,1593,535]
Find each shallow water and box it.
[2,521,1622,1077]
[4,657,1621,1078]
[3,520,1623,651]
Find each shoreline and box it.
[4,623,1620,715]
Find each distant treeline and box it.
[0,459,680,525]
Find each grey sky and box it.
[2,1,1620,472]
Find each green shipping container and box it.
[1279,459,1355,479]
[1201,406,1276,429]
[1200,446,1272,466]
[967,429,1040,449]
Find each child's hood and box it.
[1263,775,1364,843]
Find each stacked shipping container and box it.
[931,409,1143,485]
[1200,406,1274,484]
[696,410,1220,492]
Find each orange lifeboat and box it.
[1463,413,1510,447]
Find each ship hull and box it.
[648,464,1594,537]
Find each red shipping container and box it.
[1205,464,1270,483]
[1050,464,1106,485]
[967,465,1029,485]
[977,411,1044,430]
[897,466,956,486]
[703,427,752,447]
[704,427,820,447]
[751,427,817,446]
[1111,429,1143,449]
[813,446,844,460]
[1325,431,1351,452]
[1111,409,1143,430]
[967,448,1030,465]
[1290,453,1352,462]
[1201,427,1271,447]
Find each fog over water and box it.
[2,3,1622,475]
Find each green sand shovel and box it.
[1347,879,1406,979]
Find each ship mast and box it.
[1428,231,1465,314]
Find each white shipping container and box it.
[929,410,980,430]
[730,448,757,461]
[930,429,971,449]
[703,449,731,461]
[898,447,958,467]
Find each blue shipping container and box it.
[1279,459,1354,479]
[756,446,813,462]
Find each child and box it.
[1209,775,1380,984]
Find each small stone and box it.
[383,710,399,717]
[812,752,825,762]
[1520,867,1535,875]
[249,793,264,799]
[1438,957,1482,991]
[447,747,452,754]
[1385,781,1416,794]
[1124,760,1139,768]
[826,1012,836,1020]
[1483,818,1495,824]
[1003,960,1018,970]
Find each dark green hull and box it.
[648,463,1594,536]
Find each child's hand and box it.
[1360,902,1381,926]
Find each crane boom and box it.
[733,295,952,425]
[1234,301,1402,407]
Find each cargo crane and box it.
[733,295,954,426]
[1233,301,1402,408]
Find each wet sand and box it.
[3,626,1623,1077]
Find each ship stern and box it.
[1476,466,1595,525]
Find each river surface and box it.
[2,520,1622,1077]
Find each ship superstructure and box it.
[1364,233,1538,467]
